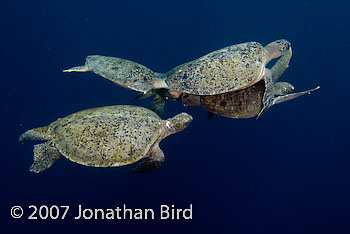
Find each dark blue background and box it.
[1,0,349,233]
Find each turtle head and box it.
[265,39,292,61]
[163,112,193,136]
[274,82,294,96]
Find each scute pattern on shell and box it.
[166,42,266,95]
[48,105,162,167]
[200,80,266,118]
[86,55,157,92]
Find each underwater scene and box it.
[1,0,349,233]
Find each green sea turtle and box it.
[158,39,293,98]
[19,105,193,173]
[199,80,320,119]
[63,55,167,115]
[63,55,162,93]
[63,39,292,114]
[181,47,320,118]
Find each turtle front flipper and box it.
[150,94,166,116]
[133,90,157,102]
[30,141,62,173]
[133,90,167,116]
[257,81,320,118]
[270,45,292,83]
[273,86,320,105]
[129,144,164,173]
[127,82,153,93]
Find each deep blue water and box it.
[1,0,349,233]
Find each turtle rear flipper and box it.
[18,126,51,144]
[129,144,164,173]
[30,141,62,173]
[63,65,90,73]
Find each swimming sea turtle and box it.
[157,39,293,99]
[19,105,193,173]
[182,47,320,118]
[63,55,167,115]
[63,39,292,113]
[63,55,162,93]
[199,80,320,119]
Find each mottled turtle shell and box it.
[47,105,162,167]
[200,80,266,118]
[165,42,267,95]
[86,55,158,92]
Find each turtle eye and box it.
[283,85,294,93]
